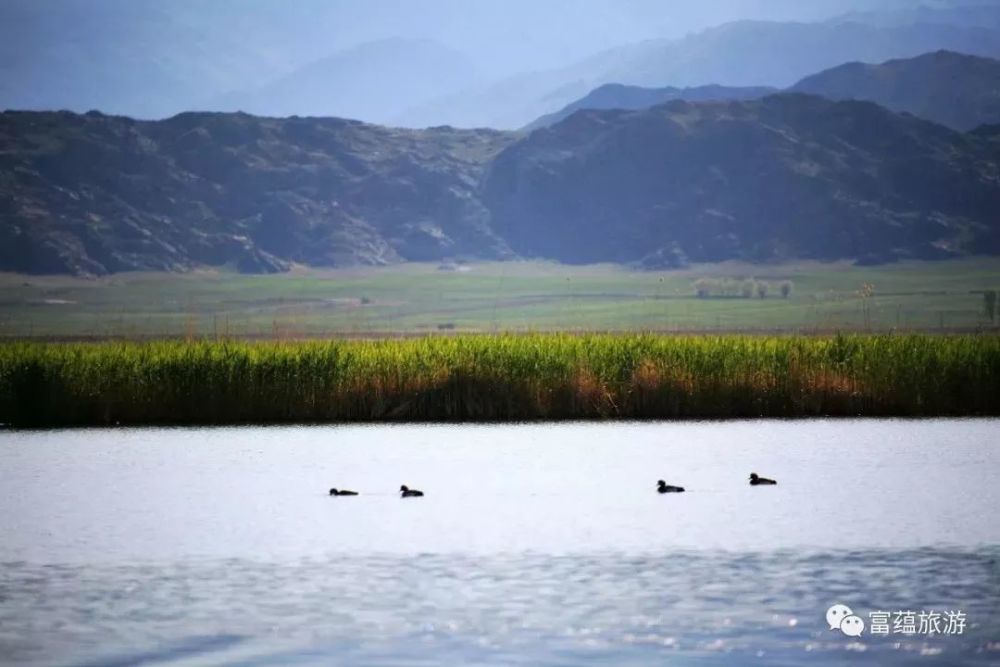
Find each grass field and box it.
[3,334,998,426]
[1,259,1000,338]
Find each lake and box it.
[1,420,998,665]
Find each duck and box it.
[749,473,777,486]
[657,480,685,493]
[400,484,424,497]
[329,488,359,496]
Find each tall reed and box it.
[1,334,998,427]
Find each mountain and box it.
[213,38,480,125]
[4,96,1000,276]
[420,15,1000,129]
[0,110,514,275]
[832,3,1000,30]
[483,94,1000,266]
[525,83,777,130]
[790,50,1000,131]
[528,50,1000,132]
[0,0,297,119]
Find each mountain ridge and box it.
[5,93,1000,275]
[484,93,1000,267]
[790,50,1000,130]
[411,15,1000,129]
[0,109,515,275]
[525,83,778,130]
[528,50,1000,132]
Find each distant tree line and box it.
[693,278,792,299]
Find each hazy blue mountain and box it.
[212,38,479,125]
[1,0,911,123]
[4,1,994,126]
[832,2,1000,29]
[526,83,777,130]
[790,50,1000,130]
[484,94,1000,266]
[0,0,296,118]
[601,19,1000,87]
[529,50,1000,132]
[425,15,1000,128]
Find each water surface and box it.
[1,420,998,665]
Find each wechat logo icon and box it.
[827,603,865,637]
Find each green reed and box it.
[1,334,998,427]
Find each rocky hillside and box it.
[524,84,776,130]
[791,50,1000,131]
[3,97,1000,275]
[483,94,1000,267]
[0,111,515,275]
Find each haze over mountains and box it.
[3,1,997,128]
[527,84,778,130]
[791,50,1000,131]
[535,50,1000,131]
[4,1,1000,276]
[211,38,479,126]
[428,11,1000,129]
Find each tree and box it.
[693,278,712,299]
[780,280,793,298]
[741,279,755,299]
[756,281,768,299]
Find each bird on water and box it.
[400,485,424,497]
[749,473,777,486]
[657,480,685,493]
[329,488,359,496]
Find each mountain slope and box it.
[213,38,479,125]
[528,50,1000,132]
[525,83,777,130]
[413,16,1000,129]
[483,94,1000,266]
[0,0,297,119]
[4,97,1000,276]
[0,111,514,275]
[790,50,1000,131]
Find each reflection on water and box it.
[3,550,999,666]
[0,420,998,665]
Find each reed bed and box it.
[1,334,998,427]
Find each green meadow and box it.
[1,259,1000,338]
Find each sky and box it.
[3,0,934,75]
[0,0,990,122]
[174,0,930,73]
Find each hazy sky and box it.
[3,0,935,75]
[0,0,989,121]
[187,0,930,73]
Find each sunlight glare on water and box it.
[0,420,998,665]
